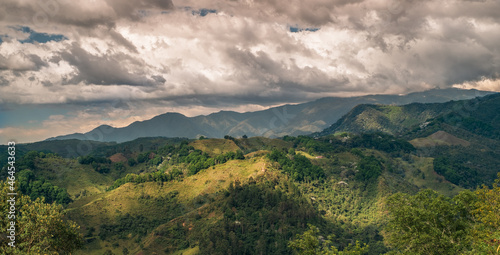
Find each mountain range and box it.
[47,88,493,143]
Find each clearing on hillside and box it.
[410,131,470,147]
[190,139,240,156]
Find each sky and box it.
[1,0,500,144]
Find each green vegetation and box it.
[109,142,245,190]
[385,174,500,255]
[108,168,183,190]
[0,181,83,254]
[473,174,500,254]
[284,133,414,157]
[6,130,498,255]
[78,155,112,174]
[289,224,368,255]
[267,148,325,181]
[18,169,72,205]
[1,152,73,205]
[385,189,476,254]
[98,191,183,240]
[433,156,477,188]
[196,177,331,255]
[355,155,383,182]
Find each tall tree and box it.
[0,181,83,254]
[472,173,500,254]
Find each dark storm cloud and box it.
[58,43,162,86]
[1,0,500,109]
[0,0,174,50]
[225,47,344,93]
[1,0,174,28]
[250,0,365,26]
[0,76,9,87]
[0,53,48,71]
[151,75,166,84]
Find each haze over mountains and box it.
[47,88,493,143]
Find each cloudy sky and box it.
[1,0,500,144]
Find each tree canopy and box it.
[0,181,82,254]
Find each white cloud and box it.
[453,78,500,91]
[1,0,500,143]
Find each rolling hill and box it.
[317,92,500,138]
[317,92,500,189]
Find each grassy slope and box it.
[397,156,463,197]
[70,156,271,254]
[35,157,112,198]
[190,139,240,156]
[233,136,293,153]
[410,131,470,147]
[21,136,472,254]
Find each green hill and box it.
[318,93,500,139]
[4,133,473,254]
[317,93,500,189]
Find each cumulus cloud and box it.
[0,52,47,71]
[1,0,500,143]
[58,42,163,86]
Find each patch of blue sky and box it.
[0,34,11,44]
[11,26,67,44]
[289,26,320,33]
[0,105,71,129]
[192,8,217,17]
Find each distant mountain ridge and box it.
[47,88,494,143]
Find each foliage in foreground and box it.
[0,181,82,254]
[473,174,500,254]
[385,174,500,255]
[385,189,476,255]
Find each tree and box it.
[242,134,248,139]
[289,224,368,255]
[0,181,83,254]
[128,158,137,167]
[137,152,149,163]
[235,150,245,160]
[472,173,500,253]
[384,189,476,255]
[114,162,125,172]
